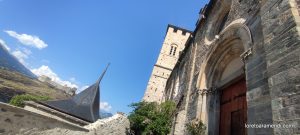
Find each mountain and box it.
[0,68,71,102]
[100,111,113,119]
[0,43,36,78]
[0,43,70,102]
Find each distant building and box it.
[144,0,300,135]
[38,75,76,96]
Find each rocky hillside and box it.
[0,68,70,102]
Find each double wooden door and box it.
[219,78,247,135]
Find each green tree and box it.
[9,94,50,107]
[128,101,176,135]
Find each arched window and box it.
[169,44,178,56]
[173,47,177,56]
[169,46,174,55]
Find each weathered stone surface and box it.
[35,114,130,135]
[0,102,129,135]
[144,0,300,134]
[0,102,88,134]
[143,25,191,103]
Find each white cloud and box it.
[100,102,112,112]
[5,30,48,49]
[80,85,89,90]
[70,77,76,82]
[11,48,32,65]
[31,65,78,88]
[76,85,89,94]
[0,38,10,51]
[22,48,32,55]
[12,50,28,65]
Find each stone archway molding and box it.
[195,19,253,135]
[197,18,253,91]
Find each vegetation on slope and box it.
[0,68,70,102]
[128,101,176,135]
[9,94,50,107]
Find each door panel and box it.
[219,78,247,135]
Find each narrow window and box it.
[170,46,174,55]
[182,31,186,36]
[173,47,177,56]
[173,29,178,33]
[217,12,229,34]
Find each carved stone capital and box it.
[198,87,217,95]
[240,47,253,62]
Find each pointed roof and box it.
[40,64,110,122]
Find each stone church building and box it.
[144,0,300,134]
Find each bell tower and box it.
[143,24,192,103]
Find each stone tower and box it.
[143,24,191,103]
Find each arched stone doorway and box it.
[197,22,253,135]
[207,40,246,135]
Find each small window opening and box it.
[173,29,178,33]
[169,46,174,55]
[217,12,229,34]
[173,47,177,56]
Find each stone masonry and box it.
[143,24,192,103]
[0,102,129,135]
[145,0,300,134]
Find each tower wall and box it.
[143,25,191,103]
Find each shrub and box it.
[186,119,206,135]
[9,94,50,107]
[128,101,176,135]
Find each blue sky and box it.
[0,0,208,114]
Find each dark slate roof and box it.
[40,64,109,122]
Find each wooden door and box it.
[219,78,247,135]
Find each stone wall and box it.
[143,25,191,102]
[0,102,130,135]
[0,102,88,134]
[163,0,300,134]
[166,40,196,135]
[261,0,300,134]
[35,114,130,135]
